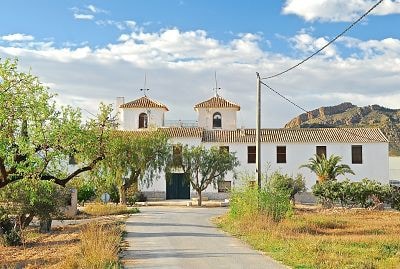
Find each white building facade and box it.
[117,94,390,200]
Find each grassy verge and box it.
[217,206,400,269]
[62,219,124,269]
[83,203,139,216]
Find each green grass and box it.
[217,207,400,269]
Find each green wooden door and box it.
[166,173,190,199]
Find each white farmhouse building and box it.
[116,94,389,200]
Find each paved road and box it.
[122,206,287,269]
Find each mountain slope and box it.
[284,102,400,156]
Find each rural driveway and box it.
[122,206,286,269]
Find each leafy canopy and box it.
[0,58,114,188]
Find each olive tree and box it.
[181,145,239,206]
[0,58,114,233]
[96,130,171,204]
[0,58,114,188]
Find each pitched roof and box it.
[194,95,240,110]
[202,128,388,143]
[120,96,169,111]
[117,127,388,143]
[116,127,203,138]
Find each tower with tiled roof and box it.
[116,95,169,130]
[194,94,240,130]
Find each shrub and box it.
[267,172,306,204]
[312,179,393,209]
[127,192,147,205]
[230,172,292,222]
[0,179,70,233]
[0,207,22,246]
[259,186,293,222]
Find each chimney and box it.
[116,97,125,110]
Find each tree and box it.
[0,58,114,188]
[180,145,239,206]
[267,172,306,205]
[300,154,354,183]
[96,130,171,204]
[0,178,69,238]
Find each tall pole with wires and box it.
[256,72,262,189]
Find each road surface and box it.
[122,206,287,269]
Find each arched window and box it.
[213,112,222,128]
[139,113,148,128]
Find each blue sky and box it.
[1,0,400,127]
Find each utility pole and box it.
[256,72,262,189]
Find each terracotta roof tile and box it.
[116,127,203,138]
[120,96,169,111]
[117,127,388,143]
[202,128,388,143]
[194,95,240,110]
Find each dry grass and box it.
[83,203,139,216]
[217,206,400,269]
[61,220,124,269]
[0,225,81,268]
[0,217,125,269]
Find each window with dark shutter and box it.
[352,145,362,164]
[316,146,327,158]
[139,113,148,128]
[248,146,256,163]
[276,146,286,163]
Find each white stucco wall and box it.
[118,107,166,130]
[196,108,238,130]
[389,156,400,180]
[141,140,389,195]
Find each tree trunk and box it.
[39,218,52,233]
[197,190,202,206]
[119,185,127,205]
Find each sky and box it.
[1,0,400,127]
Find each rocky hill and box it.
[284,102,400,156]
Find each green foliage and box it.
[259,186,293,222]
[0,58,114,188]
[312,179,394,208]
[67,177,96,204]
[390,187,400,210]
[95,130,171,204]
[180,145,239,206]
[0,206,22,246]
[0,178,70,227]
[230,172,292,222]
[267,171,306,204]
[300,154,354,182]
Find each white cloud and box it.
[74,13,94,20]
[1,33,34,42]
[1,27,400,127]
[283,0,400,22]
[86,4,108,14]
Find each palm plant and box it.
[300,154,355,183]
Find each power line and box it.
[262,0,384,80]
[259,80,387,143]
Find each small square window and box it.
[218,181,231,193]
[352,145,362,164]
[276,146,286,163]
[248,146,256,163]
